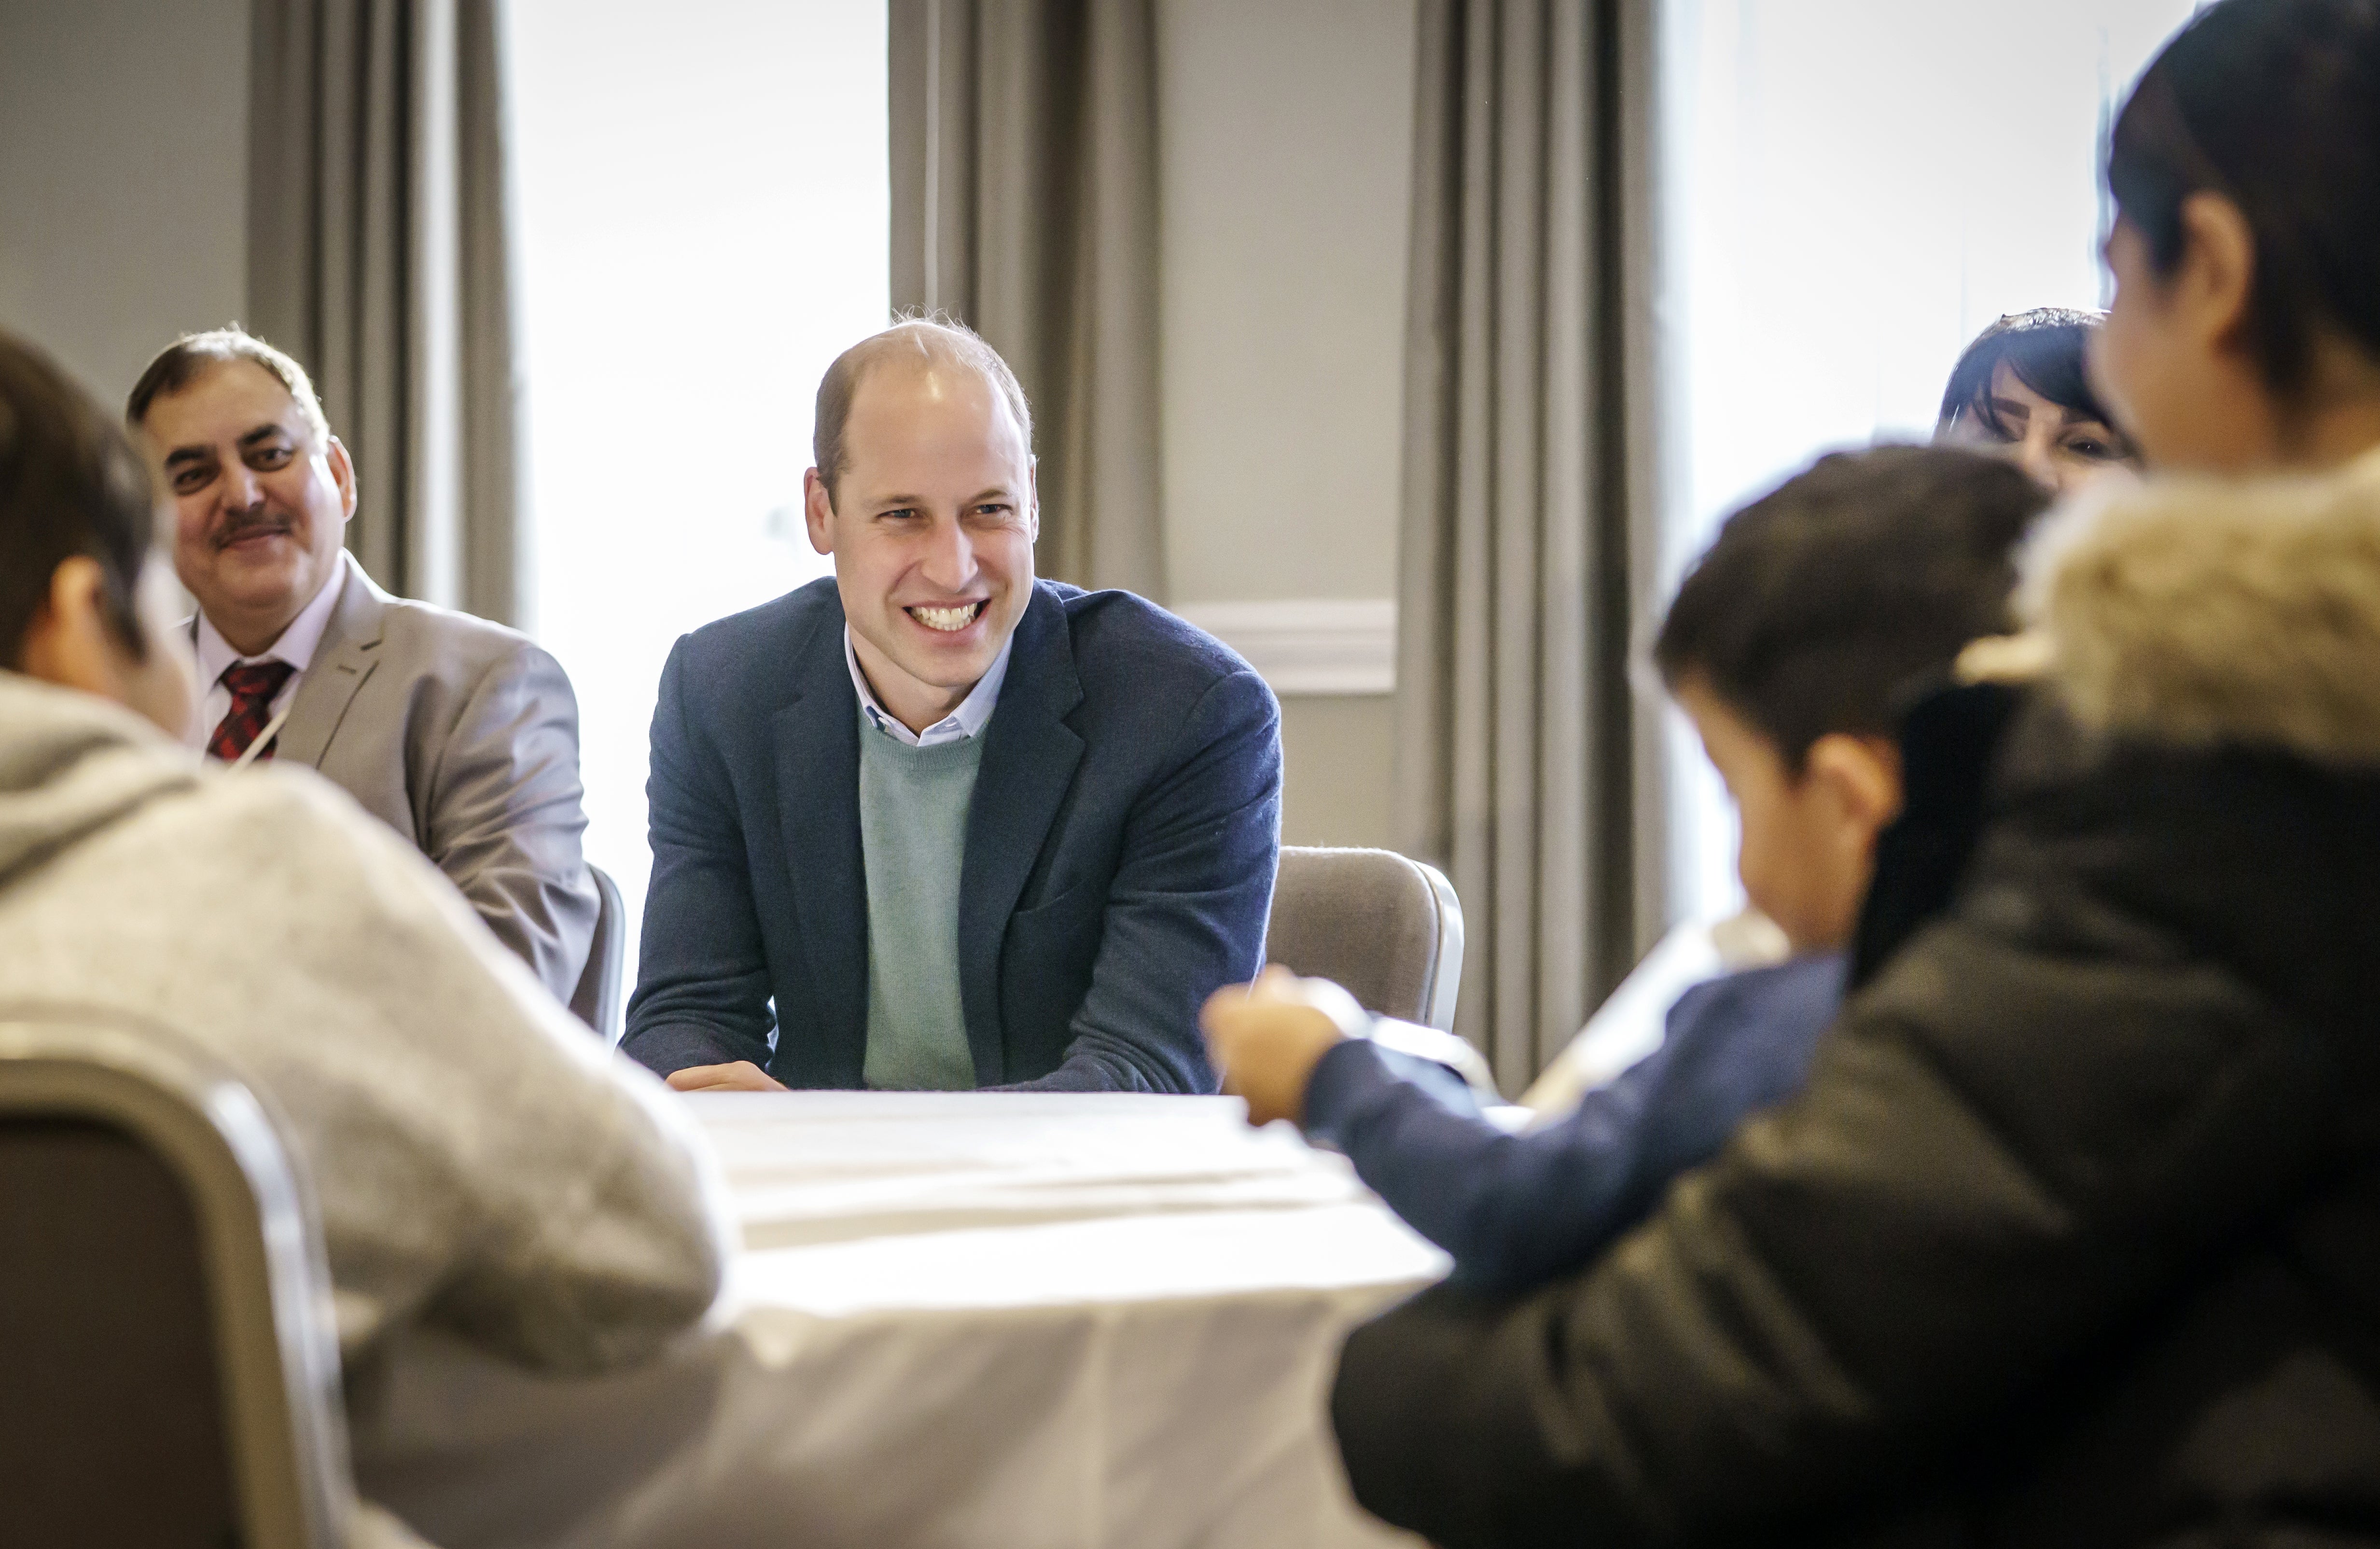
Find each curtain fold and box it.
[1392,0,1663,1092]
[888,0,1165,598]
[248,0,527,627]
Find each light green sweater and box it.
[857,706,986,1089]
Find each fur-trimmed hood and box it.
[2016,454,2380,766]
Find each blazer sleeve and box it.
[621,637,779,1074]
[419,640,600,1005]
[1327,921,2333,1549]
[1017,666,1282,1093]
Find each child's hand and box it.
[1201,966,1371,1127]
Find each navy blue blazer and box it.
[623,577,1282,1092]
[1302,953,1846,1292]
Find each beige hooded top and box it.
[0,672,727,1376]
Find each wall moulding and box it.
[1169,598,1397,696]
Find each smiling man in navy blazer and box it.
[626,319,1281,1093]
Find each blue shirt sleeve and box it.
[1303,952,1848,1293]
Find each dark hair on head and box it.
[125,324,331,441]
[1654,445,2050,769]
[0,332,157,669]
[2106,0,2380,394]
[1936,307,2127,446]
[813,312,1032,509]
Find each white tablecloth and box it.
[359,1093,1447,1549]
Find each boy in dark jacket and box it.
[1203,445,2050,1292]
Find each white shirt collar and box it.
[844,625,1014,748]
[194,551,348,689]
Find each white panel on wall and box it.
[1173,599,1397,697]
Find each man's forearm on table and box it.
[621,1017,769,1077]
[1008,1022,1208,1093]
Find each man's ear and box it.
[802,467,837,557]
[2174,191,2259,361]
[1803,732,1904,841]
[326,435,360,524]
[18,557,129,703]
[1025,456,1041,543]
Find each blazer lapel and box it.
[276,555,385,770]
[957,584,1086,1085]
[774,605,870,1085]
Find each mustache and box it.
[212,507,295,550]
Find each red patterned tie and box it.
[206,661,297,763]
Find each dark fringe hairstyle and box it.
[1936,307,2125,447]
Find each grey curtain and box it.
[888,0,1165,597]
[247,0,527,626]
[1392,0,1666,1092]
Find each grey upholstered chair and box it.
[0,1009,352,1549]
[571,862,628,1044]
[1265,846,1466,1032]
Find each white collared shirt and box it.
[844,625,1013,747]
[190,555,348,753]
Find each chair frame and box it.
[573,862,627,1044]
[0,1007,353,1549]
[1409,856,1464,1035]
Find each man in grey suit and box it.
[127,327,598,1005]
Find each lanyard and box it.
[228,701,296,771]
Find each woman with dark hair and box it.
[2095,0,2380,471]
[1936,308,2137,493]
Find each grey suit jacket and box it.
[247,553,599,1002]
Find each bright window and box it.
[1656,0,2205,925]
[511,0,890,972]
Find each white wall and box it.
[0,0,250,407]
[1155,0,1417,848]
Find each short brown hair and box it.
[1654,445,2050,769]
[812,315,1032,509]
[125,325,332,444]
[0,331,157,667]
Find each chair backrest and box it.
[0,1009,352,1549]
[1265,846,1465,1032]
[571,863,627,1045]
